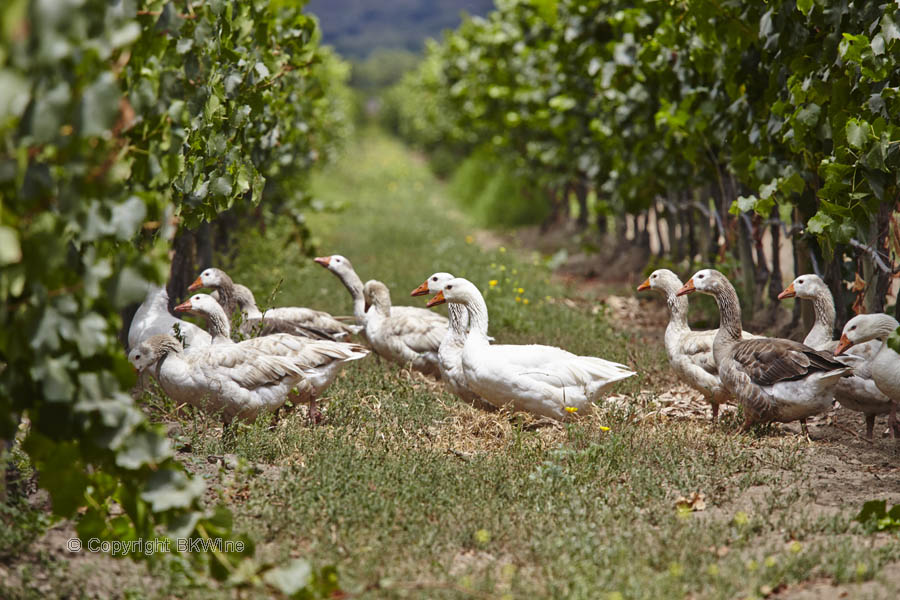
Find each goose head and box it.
[411,272,455,297]
[173,293,224,319]
[835,313,900,355]
[637,268,683,296]
[426,277,478,308]
[676,268,724,297]
[314,254,354,275]
[189,267,230,292]
[128,334,182,372]
[778,274,827,300]
[363,280,391,314]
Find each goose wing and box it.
[730,338,846,386]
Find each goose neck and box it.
[446,303,469,343]
[203,305,232,341]
[337,268,367,323]
[665,292,690,333]
[461,292,490,341]
[807,289,836,344]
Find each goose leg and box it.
[889,403,899,441]
[711,402,719,423]
[865,413,876,440]
[800,418,812,443]
[308,398,323,426]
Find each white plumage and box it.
[429,277,634,420]
[127,284,211,351]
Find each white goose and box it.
[174,293,369,420]
[127,284,211,350]
[779,274,892,438]
[190,267,358,340]
[411,272,494,410]
[637,269,756,421]
[129,334,329,424]
[314,254,449,331]
[427,278,635,420]
[678,269,850,436]
[835,314,900,440]
[363,280,446,377]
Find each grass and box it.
[4,129,900,598]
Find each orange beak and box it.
[777,283,796,300]
[410,281,430,297]
[675,279,695,296]
[173,300,193,313]
[314,256,331,267]
[426,290,446,307]
[636,278,651,292]
[834,333,854,356]
[187,276,203,292]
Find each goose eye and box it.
[850,325,856,331]
[432,277,438,281]
[651,274,656,278]
[798,279,804,284]
[135,354,141,359]
[698,274,705,279]
[447,285,453,290]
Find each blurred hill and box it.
[306,0,495,59]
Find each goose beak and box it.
[675,279,695,296]
[834,334,854,356]
[426,290,446,307]
[777,283,795,300]
[410,281,430,297]
[636,278,651,291]
[173,300,192,313]
[187,276,203,292]
[314,256,331,267]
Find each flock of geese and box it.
[126,254,900,443]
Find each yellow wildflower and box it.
[473,529,491,545]
[746,559,758,572]
[707,564,719,577]
[599,425,610,432]
[523,298,529,305]
[855,562,868,578]
[489,280,498,287]
[733,511,749,526]
[499,246,506,253]
[565,406,578,413]
[499,265,506,271]
[515,296,522,303]
[764,556,777,568]
[465,235,474,244]
[517,287,524,294]
[788,541,802,554]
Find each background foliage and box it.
[386,0,900,319]
[1,0,350,592]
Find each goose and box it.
[411,272,495,410]
[834,314,900,440]
[777,274,878,357]
[636,268,757,421]
[677,269,850,436]
[313,254,449,330]
[174,293,369,421]
[128,334,348,424]
[778,274,892,438]
[127,284,212,350]
[363,280,446,377]
[190,267,358,340]
[427,277,635,420]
